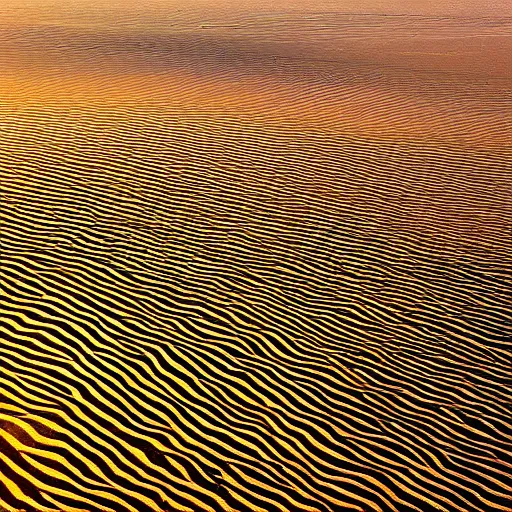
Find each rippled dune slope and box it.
[1,2,511,511]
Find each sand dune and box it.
[0,3,511,512]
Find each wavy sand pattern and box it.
[1,1,511,511]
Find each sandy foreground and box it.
[0,1,511,511]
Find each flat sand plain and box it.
[0,1,511,511]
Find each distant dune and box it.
[0,2,511,512]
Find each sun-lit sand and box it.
[0,1,511,511]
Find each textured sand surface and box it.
[0,2,511,511]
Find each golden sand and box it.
[0,2,511,511]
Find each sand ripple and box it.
[0,4,511,512]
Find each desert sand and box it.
[0,1,511,511]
